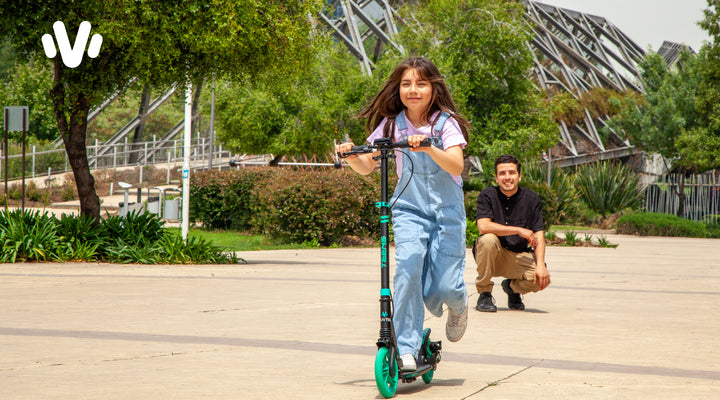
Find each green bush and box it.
[617,212,708,237]
[574,162,644,218]
[0,209,60,262]
[523,163,580,229]
[189,169,271,231]
[190,167,385,246]
[707,223,720,239]
[252,168,381,246]
[0,210,236,264]
[464,190,480,221]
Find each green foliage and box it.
[189,169,271,231]
[214,37,370,157]
[465,218,480,248]
[0,57,56,141]
[522,163,580,229]
[610,48,720,173]
[563,231,579,246]
[0,210,234,263]
[190,168,383,246]
[574,162,644,218]
[396,0,558,171]
[597,236,618,248]
[0,209,60,262]
[0,0,322,221]
[55,213,103,261]
[251,168,381,246]
[706,223,720,238]
[463,190,480,221]
[102,211,165,247]
[617,212,709,237]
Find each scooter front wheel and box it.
[374,347,398,398]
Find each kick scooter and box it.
[338,137,442,398]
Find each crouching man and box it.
[474,154,551,312]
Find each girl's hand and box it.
[407,135,429,152]
[335,142,358,159]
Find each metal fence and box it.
[0,136,232,184]
[645,172,720,223]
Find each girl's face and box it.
[399,68,432,118]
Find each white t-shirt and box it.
[366,111,467,186]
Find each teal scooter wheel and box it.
[374,347,398,398]
[421,328,434,384]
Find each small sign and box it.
[3,106,29,132]
[182,169,189,179]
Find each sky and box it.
[536,0,712,52]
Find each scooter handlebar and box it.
[338,137,438,159]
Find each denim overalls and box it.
[391,110,467,357]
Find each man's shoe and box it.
[400,353,417,371]
[446,300,468,342]
[475,291,497,312]
[502,279,525,310]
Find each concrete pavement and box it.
[1,234,719,399]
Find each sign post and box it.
[3,106,29,212]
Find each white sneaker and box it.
[400,353,416,371]
[446,299,468,342]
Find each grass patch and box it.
[166,228,314,251]
[551,225,593,231]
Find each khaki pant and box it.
[473,234,543,295]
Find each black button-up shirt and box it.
[476,186,544,253]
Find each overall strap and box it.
[395,110,408,133]
[433,111,451,135]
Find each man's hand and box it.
[534,263,551,290]
[518,228,538,248]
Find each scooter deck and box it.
[400,363,434,380]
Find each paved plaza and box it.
[1,234,718,399]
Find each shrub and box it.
[55,213,103,261]
[190,169,272,231]
[574,162,644,218]
[466,218,479,248]
[0,209,59,262]
[0,210,235,264]
[251,168,381,246]
[617,212,708,237]
[707,223,720,239]
[464,190,480,221]
[523,163,579,229]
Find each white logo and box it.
[41,21,103,68]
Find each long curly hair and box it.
[358,56,470,141]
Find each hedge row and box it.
[616,212,713,237]
[190,168,386,246]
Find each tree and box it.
[0,0,320,221]
[214,37,372,162]
[0,56,57,141]
[395,0,558,173]
[611,50,719,216]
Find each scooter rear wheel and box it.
[421,328,434,384]
[374,347,398,398]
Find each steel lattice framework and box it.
[319,0,655,166]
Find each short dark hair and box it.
[494,154,521,174]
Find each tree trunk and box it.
[128,84,152,164]
[51,61,101,222]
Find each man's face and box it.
[495,162,521,196]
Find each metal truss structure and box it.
[320,0,404,75]
[319,0,657,167]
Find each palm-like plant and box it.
[574,162,644,217]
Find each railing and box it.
[645,172,720,223]
[0,136,232,185]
